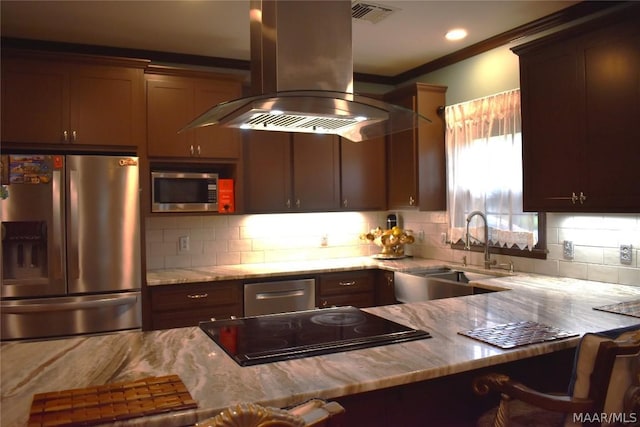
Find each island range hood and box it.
[180,0,430,142]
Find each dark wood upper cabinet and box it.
[243,132,340,213]
[292,133,341,211]
[1,51,146,148]
[513,6,640,212]
[244,131,293,213]
[146,66,243,159]
[340,136,387,211]
[385,83,447,211]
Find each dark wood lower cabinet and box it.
[149,281,242,330]
[148,269,396,329]
[317,270,375,309]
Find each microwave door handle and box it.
[68,168,79,280]
[52,168,65,281]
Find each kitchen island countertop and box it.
[2,257,640,426]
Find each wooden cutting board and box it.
[28,374,197,426]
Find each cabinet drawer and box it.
[150,281,241,312]
[319,293,375,309]
[318,271,374,296]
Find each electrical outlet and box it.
[178,236,190,253]
[563,240,574,259]
[620,244,632,265]
[440,232,447,245]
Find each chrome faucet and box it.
[465,210,496,270]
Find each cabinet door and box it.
[341,136,386,210]
[193,84,241,159]
[146,78,194,157]
[519,13,640,212]
[1,59,68,144]
[416,85,447,211]
[387,127,418,209]
[70,65,143,147]
[375,270,397,306]
[520,40,583,211]
[386,83,447,211]
[244,131,292,212]
[292,133,340,211]
[582,23,640,210]
[147,75,241,158]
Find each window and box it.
[445,89,546,258]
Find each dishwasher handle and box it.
[255,289,306,300]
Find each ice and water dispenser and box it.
[2,221,48,282]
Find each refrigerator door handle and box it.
[1,294,139,313]
[68,168,80,280]
[52,168,65,281]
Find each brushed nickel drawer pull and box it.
[579,192,587,204]
[187,293,208,299]
[339,281,356,286]
[547,193,579,204]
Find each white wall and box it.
[407,44,521,105]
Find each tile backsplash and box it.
[146,211,639,287]
[402,211,640,287]
[145,212,387,269]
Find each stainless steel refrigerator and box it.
[0,154,141,340]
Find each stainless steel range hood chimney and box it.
[180,0,430,142]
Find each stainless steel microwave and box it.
[151,171,218,212]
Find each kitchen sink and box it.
[394,268,506,303]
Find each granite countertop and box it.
[145,256,449,286]
[3,257,640,426]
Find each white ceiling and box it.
[1,0,580,77]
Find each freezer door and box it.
[1,155,66,298]
[66,156,141,294]
[0,291,142,340]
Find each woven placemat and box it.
[458,321,578,349]
[594,299,640,318]
[28,374,197,426]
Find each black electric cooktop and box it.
[199,306,431,366]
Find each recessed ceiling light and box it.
[445,28,468,41]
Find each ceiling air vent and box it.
[351,1,398,24]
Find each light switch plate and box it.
[620,244,632,265]
[563,240,574,260]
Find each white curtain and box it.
[445,89,537,250]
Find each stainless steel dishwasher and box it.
[244,278,316,316]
